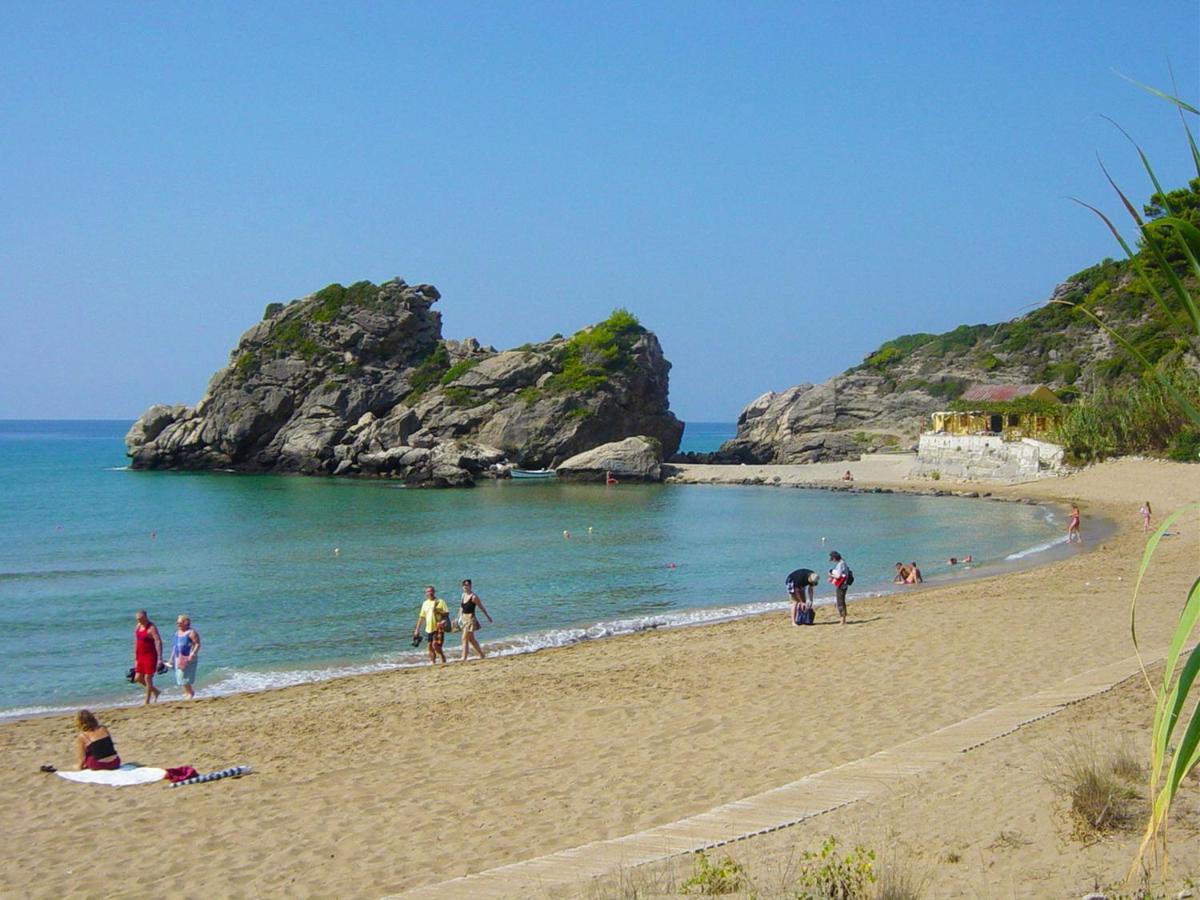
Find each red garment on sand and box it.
[164,766,198,782]
[84,756,121,771]
[134,623,158,675]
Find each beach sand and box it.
[0,459,1196,898]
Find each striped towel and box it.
[168,764,252,788]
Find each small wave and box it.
[199,657,427,696]
[1005,535,1068,561]
[0,567,135,583]
[104,466,131,472]
[0,697,147,722]
[461,592,891,658]
[0,702,82,720]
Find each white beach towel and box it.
[56,764,166,787]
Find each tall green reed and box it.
[1067,81,1200,876]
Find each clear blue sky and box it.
[1,2,1197,421]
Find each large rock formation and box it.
[127,279,683,485]
[718,372,937,464]
[556,436,664,482]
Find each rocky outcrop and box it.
[555,436,664,482]
[717,372,935,464]
[127,279,683,485]
[719,249,1199,464]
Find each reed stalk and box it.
[1070,81,1200,878]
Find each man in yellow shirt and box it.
[413,585,449,664]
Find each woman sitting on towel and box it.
[75,710,121,770]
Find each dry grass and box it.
[578,861,680,900]
[987,829,1033,851]
[1043,737,1145,839]
[1108,743,1145,783]
[873,850,929,900]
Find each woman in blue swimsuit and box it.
[168,615,202,699]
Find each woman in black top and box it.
[458,578,494,661]
[75,710,121,770]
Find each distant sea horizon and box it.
[676,421,736,454]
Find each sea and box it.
[0,419,1067,720]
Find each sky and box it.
[1,2,1197,422]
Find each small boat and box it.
[510,468,556,479]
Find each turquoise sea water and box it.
[676,421,735,453]
[0,420,1065,718]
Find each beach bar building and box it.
[930,383,1062,440]
[918,383,1066,480]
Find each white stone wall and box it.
[914,433,1065,481]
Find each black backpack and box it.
[845,567,855,587]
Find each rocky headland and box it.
[718,243,1198,464]
[127,279,683,486]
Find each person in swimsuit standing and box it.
[168,615,202,700]
[133,610,163,704]
[458,579,494,661]
[75,710,121,770]
[1140,501,1152,532]
[1067,505,1082,544]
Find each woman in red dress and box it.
[133,610,163,704]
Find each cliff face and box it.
[718,371,941,463]
[720,252,1199,464]
[127,279,683,485]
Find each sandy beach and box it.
[1,458,1196,898]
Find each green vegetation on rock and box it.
[542,308,645,395]
[267,317,322,361]
[853,181,1199,409]
[442,386,484,407]
[233,351,259,383]
[404,343,451,403]
[309,281,380,323]
[441,358,482,384]
[865,326,991,370]
[895,377,966,399]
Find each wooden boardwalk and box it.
[389,651,1160,900]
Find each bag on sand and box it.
[799,606,815,625]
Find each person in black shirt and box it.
[75,710,121,770]
[786,568,819,625]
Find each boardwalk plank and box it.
[386,650,1163,900]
